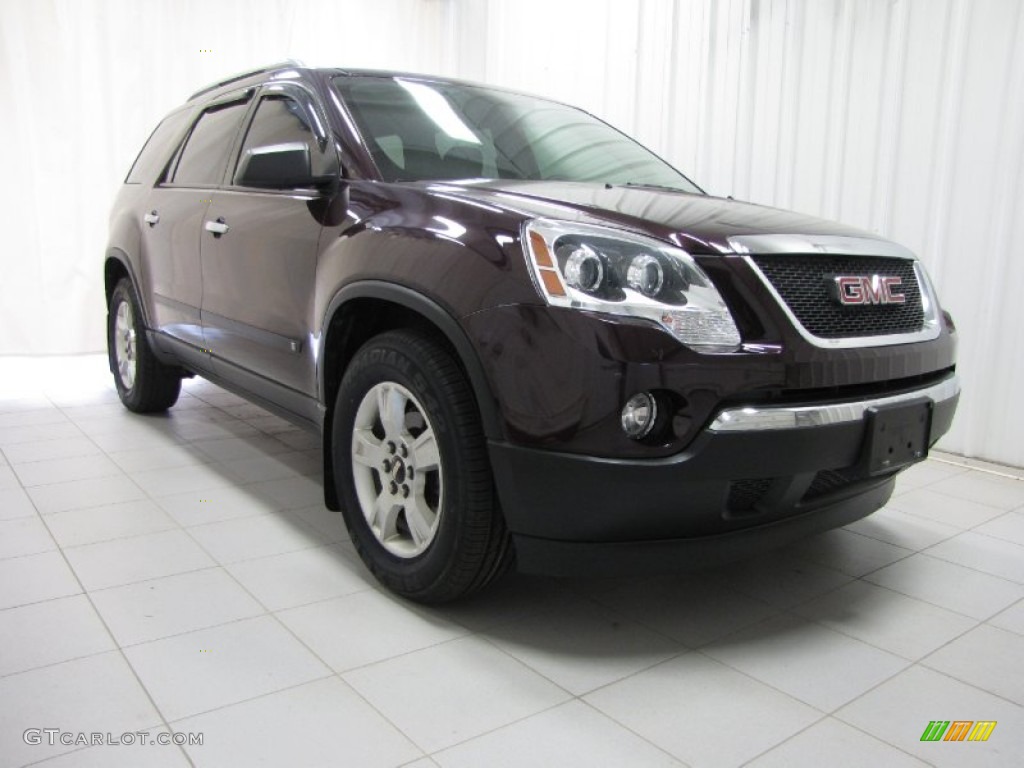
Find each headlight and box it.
[523,219,741,351]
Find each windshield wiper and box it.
[606,181,689,193]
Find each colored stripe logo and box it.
[921,721,997,742]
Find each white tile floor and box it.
[1,355,1023,767]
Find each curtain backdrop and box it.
[0,0,457,354]
[2,0,1022,466]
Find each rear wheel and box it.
[107,278,181,412]
[333,329,512,602]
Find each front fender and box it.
[318,280,505,441]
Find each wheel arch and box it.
[318,281,504,510]
[104,249,150,326]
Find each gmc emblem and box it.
[831,275,906,306]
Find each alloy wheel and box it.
[113,299,137,390]
[350,381,443,558]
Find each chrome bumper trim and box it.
[708,375,960,432]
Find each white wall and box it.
[2,0,1022,466]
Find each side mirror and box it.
[236,142,329,189]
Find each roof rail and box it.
[188,59,306,100]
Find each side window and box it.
[233,95,333,183]
[171,101,249,187]
[126,109,192,184]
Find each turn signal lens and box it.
[529,230,554,268]
[539,269,566,297]
[526,228,567,296]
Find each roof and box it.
[188,62,533,103]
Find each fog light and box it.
[621,392,657,439]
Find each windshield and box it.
[333,76,702,193]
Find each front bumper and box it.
[489,373,959,576]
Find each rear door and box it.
[200,84,337,398]
[141,94,251,352]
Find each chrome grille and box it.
[751,255,924,339]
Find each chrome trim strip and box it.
[708,375,960,432]
[742,256,942,349]
[727,234,916,259]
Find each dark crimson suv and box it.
[105,62,959,601]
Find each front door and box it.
[200,89,336,398]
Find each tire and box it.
[333,329,513,603]
[107,278,181,413]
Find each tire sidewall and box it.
[333,338,470,595]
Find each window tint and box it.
[126,109,192,184]
[233,94,333,183]
[171,101,248,186]
[333,76,701,192]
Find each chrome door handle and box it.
[204,218,229,237]
[143,211,160,226]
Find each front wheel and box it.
[107,278,181,412]
[333,329,512,602]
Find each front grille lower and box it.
[727,467,895,515]
[802,468,860,501]
[726,478,773,513]
[751,255,924,339]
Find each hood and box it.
[429,179,885,256]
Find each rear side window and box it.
[170,101,249,187]
[125,109,192,184]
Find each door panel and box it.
[200,89,335,398]
[140,188,210,349]
[200,190,323,395]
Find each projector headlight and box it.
[523,219,741,351]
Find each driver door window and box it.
[232,95,332,184]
